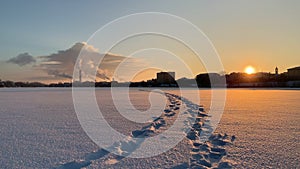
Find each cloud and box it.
[97,69,111,80]
[7,53,36,66]
[37,42,140,81]
[47,70,73,79]
[40,61,62,65]
[4,42,145,82]
[37,42,84,79]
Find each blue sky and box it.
[0,0,299,82]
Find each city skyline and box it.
[1,65,299,87]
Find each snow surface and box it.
[0,88,299,168]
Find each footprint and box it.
[56,160,91,169]
[85,149,109,161]
[165,111,176,117]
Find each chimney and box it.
[79,69,82,82]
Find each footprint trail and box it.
[56,91,235,169]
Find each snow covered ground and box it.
[0,88,299,168]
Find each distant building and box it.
[111,78,118,86]
[287,66,300,80]
[157,72,175,84]
[0,81,4,87]
[196,73,225,87]
[254,72,274,82]
[275,67,278,75]
[176,77,197,87]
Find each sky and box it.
[0,0,299,83]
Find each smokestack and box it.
[79,69,82,82]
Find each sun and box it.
[245,66,256,74]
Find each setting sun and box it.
[245,66,256,74]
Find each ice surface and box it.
[0,88,299,168]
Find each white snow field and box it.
[0,88,299,169]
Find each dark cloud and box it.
[7,53,36,66]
